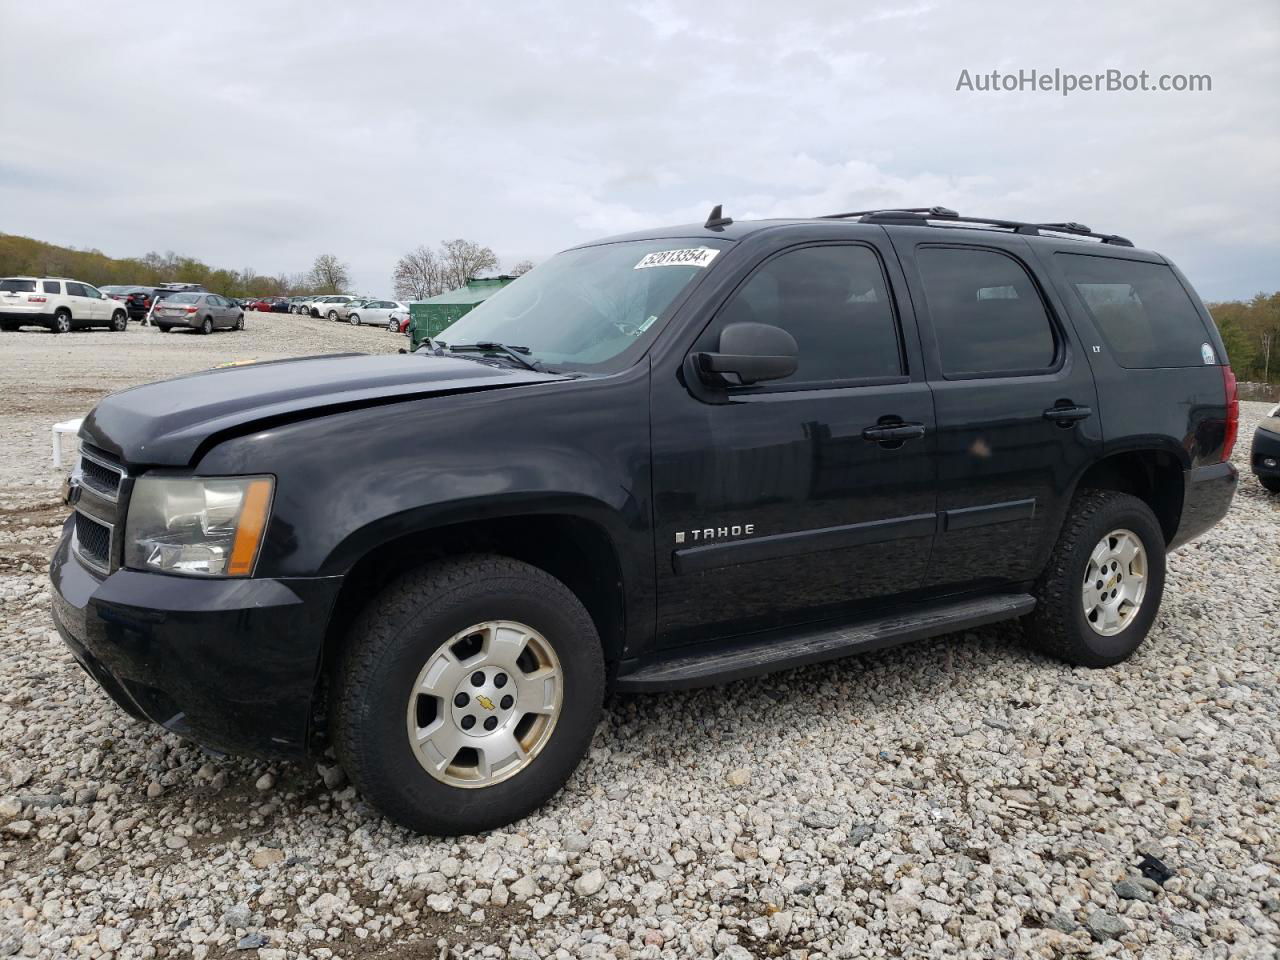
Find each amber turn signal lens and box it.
[227,478,273,576]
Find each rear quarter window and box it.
[1058,254,1211,368]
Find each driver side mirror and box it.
[695,322,798,386]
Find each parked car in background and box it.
[314,295,360,320]
[1252,404,1280,493]
[388,304,412,334]
[152,292,245,334]
[248,298,275,312]
[0,276,129,332]
[334,298,372,321]
[292,296,321,316]
[269,298,292,313]
[347,300,406,327]
[99,285,154,321]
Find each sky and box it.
[1,0,1277,300]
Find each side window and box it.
[1058,255,1210,368]
[65,282,88,298]
[42,281,62,294]
[713,244,903,385]
[916,247,1056,377]
[82,284,101,299]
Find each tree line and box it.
[1209,292,1280,384]
[392,239,532,300]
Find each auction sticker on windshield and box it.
[634,247,720,270]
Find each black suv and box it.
[50,207,1239,834]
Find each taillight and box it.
[185,306,198,313]
[27,295,47,303]
[1221,364,1239,462]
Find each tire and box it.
[1260,476,1280,494]
[388,319,399,333]
[0,322,14,332]
[1024,489,1166,668]
[328,310,339,321]
[235,314,245,330]
[331,554,605,835]
[200,317,213,335]
[349,314,360,325]
[110,311,127,332]
[52,310,72,334]
[157,325,171,333]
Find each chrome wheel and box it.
[54,313,71,334]
[349,314,360,325]
[1082,528,1147,636]
[406,620,563,788]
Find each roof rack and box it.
[819,206,1134,247]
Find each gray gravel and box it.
[1,319,1277,959]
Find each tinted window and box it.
[65,282,89,297]
[916,247,1056,376]
[715,245,903,384]
[167,293,201,304]
[42,281,62,295]
[0,279,36,292]
[1058,255,1211,368]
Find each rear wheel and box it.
[1025,490,1166,668]
[52,310,72,334]
[110,311,127,332]
[1260,476,1280,494]
[328,310,339,321]
[157,324,171,333]
[235,314,245,330]
[388,318,399,333]
[332,555,604,835]
[349,314,360,325]
[200,317,213,335]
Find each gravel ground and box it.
[0,319,1277,960]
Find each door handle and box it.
[1043,404,1093,425]
[862,422,927,443]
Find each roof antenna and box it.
[704,204,733,230]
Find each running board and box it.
[615,593,1035,692]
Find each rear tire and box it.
[110,311,127,332]
[387,319,399,333]
[200,317,213,335]
[328,310,339,321]
[235,314,245,330]
[52,310,72,334]
[1025,489,1166,668]
[1260,476,1280,494]
[157,325,171,333]
[331,555,604,835]
[349,314,360,325]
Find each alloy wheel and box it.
[405,620,563,788]
[1082,528,1148,636]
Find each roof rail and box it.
[819,207,1134,247]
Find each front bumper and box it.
[1251,426,1280,480]
[50,518,343,758]
[1169,461,1238,550]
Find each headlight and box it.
[124,475,274,577]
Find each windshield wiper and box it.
[444,341,543,371]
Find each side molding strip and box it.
[942,498,1036,531]
[672,512,936,575]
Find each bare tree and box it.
[509,259,536,276]
[439,239,498,291]
[393,245,447,300]
[309,254,351,294]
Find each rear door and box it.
[889,231,1102,591]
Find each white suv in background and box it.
[0,277,129,333]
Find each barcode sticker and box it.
[634,247,720,270]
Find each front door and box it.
[651,240,938,649]
[888,234,1103,591]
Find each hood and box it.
[81,353,568,466]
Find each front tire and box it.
[332,555,604,835]
[1025,490,1166,668]
[110,311,127,332]
[1260,476,1280,494]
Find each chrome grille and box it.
[78,447,124,500]
[73,512,113,574]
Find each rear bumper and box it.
[49,518,343,758]
[1251,427,1280,479]
[0,310,52,327]
[1170,461,1238,550]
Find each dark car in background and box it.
[99,285,153,321]
[1252,403,1280,492]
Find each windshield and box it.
[435,238,731,370]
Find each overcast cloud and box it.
[1,0,1276,299]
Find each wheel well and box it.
[1075,451,1184,544]
[316,513,626,711]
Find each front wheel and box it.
[1261,476,1280,494]
[331,555,604,835]
[1024,490,1166,668]
[110,311,127,332]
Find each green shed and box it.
[408,276,516,349]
